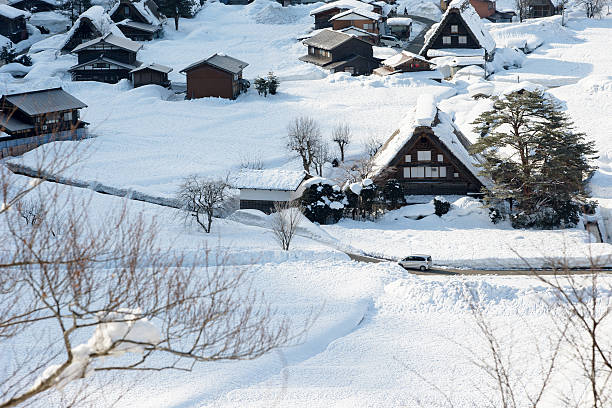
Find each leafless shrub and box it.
[364,135,384,159]
[15,198,44,226]
[177,176,230,233]
[271,201,303,251]
[332,123,352,162]
[312,140,331,177]
[286,116,322,174]
[338,156,374,183]
[239,152,264,170]
[577,0,608,17]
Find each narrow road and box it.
[401,14,437,54]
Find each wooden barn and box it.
[233,169,309,214]
[0,5,29,43]
[526,0,556,18]
[373,51,438,76]
[180,54,249,100]
[329,8,383,35]
[420,0,496,74]
[300,29,379,76]
[60,6,123,54]
[441,0,495,18]
[369,95,485,196]
[130,63,172,87]
[69,33,142,83]
[0,88,87,158]
[109,0,165,41]
[309,0,378,29]
[7,0,56,12]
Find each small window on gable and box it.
[454,172,459,178]
[63,111,72,121]
[124,5,130,15]
[443,36,451,45]
[437,154,443,162]
[417,151,431,161]
[459,36,467,44]
[450,24,458,33]
[405,154,411,162]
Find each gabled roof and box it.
[130,62,172,74]
[309,0,373,16]
[1,88,87,116]
[109,0,165,26]
[329,8,381,21]
[180,53,248,75]
[233,169,308,191]
[338,26,378,37]
[71,32,142,53]
[302,29,370,51]
[0,114,34,132]
[0,4,30,18]
[59,6,125,51]
[420,0,496,56]
[69,55,139,71]
[369,94,487,185]
[116,19,161,33]
[382,51,430,68]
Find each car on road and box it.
[399,255,432,271]
[380,35,403,48]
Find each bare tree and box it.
[270,201,303,251]
[177,176,230,233]
[339,156,374,183]
[286,117,322,174]
[515,0,531,22]
[332,123,352,162]
[577,0,608,17]
[239,152,264,170]
[0,139,298,407]
[364,135,384,159]
[312,140,331,177]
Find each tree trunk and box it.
[174,14,179,30]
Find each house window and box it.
[443,36,451,44]
[345,67,354,74]
[326,51,331,57]
[437,154,443,162]
[308,46,314,55]
[233,74,238,80]
[405,154,411,162]
[459,36,467,44]
[124,5,130,15]
[450,24,458,33]
[427,167,438,177]
[440,167,446,177]
[63,111,72,121]
[454,172,459,178]
[94,63,109,68]
[411,167,425,178]
[363,23,372,30]
[417,151,431,161]
[403,167,411,178]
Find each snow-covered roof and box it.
[382,50,429,68]
[232,170,308,191]
[386,17,412,26]
[427,48,485,57]
[303,29,366,50]
[116,19,160,33]
[130,62,172,74]
[421,0,495,56]
[0,4,30,18]
[180,53,248,75]
[329,8,381,21]
[338,26,378,37]
[71,32,142,53]
[309,0,373,16]
[369,94,487,185]
[2,87,87,116]
[109,0,165,26]
[59,6,124,51]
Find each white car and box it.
[399,255,432,271]
[380,35,402,48]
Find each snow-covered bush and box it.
[300,179,346,224]
[433,196,450,217]
[382,178,404,209]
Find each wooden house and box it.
[526,0,556,18]
[0,88,87,158]
[0,5,29,43]
[68,33,142,83]
[420,0,495,74]
[233,169,309,214]
[441,0,495,18]
[369,95,485,196]
[110,0,165,41]
[60,6,124,54]
[7,0,56,12]
[386,17,412,39]
[130,63,172,87]
[330,8,383,35]
[309,0,377,29]
[373,51,438,76]
[180,53,249,100]
[300,29,379,76]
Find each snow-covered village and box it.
[1,0,612,405]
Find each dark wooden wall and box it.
[331,38,373,61]
[62,20,100,52]
[77,46,137,65]
[185,65,236,99]
[429,12,482,50]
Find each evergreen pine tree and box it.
[254,77,268,96]
[382,178,404,209]
[266,72,280,95]
[471,89,597,228]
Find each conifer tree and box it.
[158,0,196,30]
[471,89,597,228]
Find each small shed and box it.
[0,5,29,43]
[130,63,172,87]
[386,17,412,39]
[233,169,310,214]
[330,9,383,35]
[309,0,375,29]
[374,51,434,76]
[180,53,249,100]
